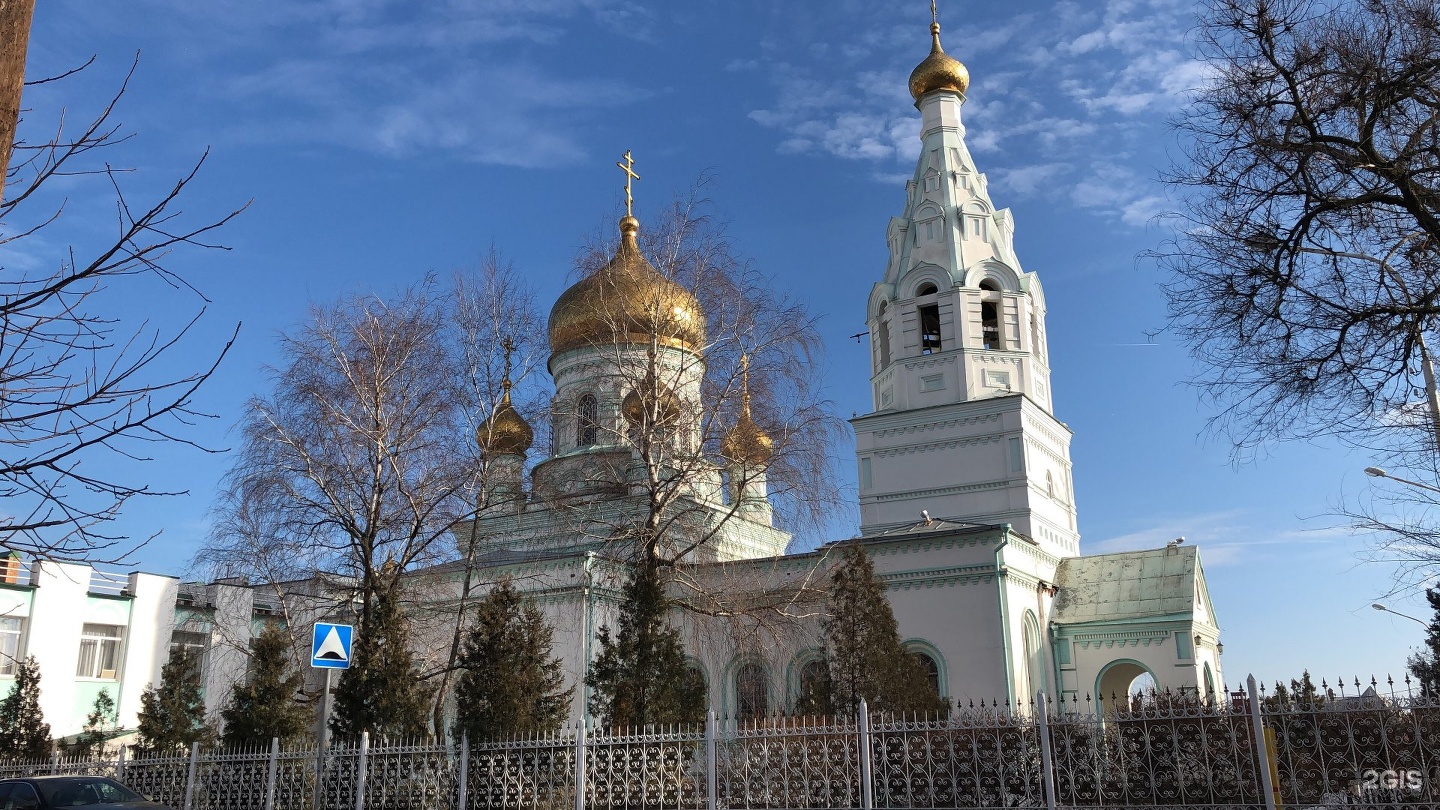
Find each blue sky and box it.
[13,0,1424,690]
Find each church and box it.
[395,12,1226,723]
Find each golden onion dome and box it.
[908,22,969,100]
[476,387,533,458]
[621,373,682,427]
[721,412,773,467]
[720,358,773,466]
[548,216,706,358]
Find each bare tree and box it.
[542,180,845,628]
[1163,0,1440,463]
[0,61,242,561]
[204,266,546,732]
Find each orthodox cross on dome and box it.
[931,0,938,26]
[616,150,640,218]
[500,336,515,399]
[739,353,753,417]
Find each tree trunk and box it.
[0,0,35,205]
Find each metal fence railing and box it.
[6,674,1440,809]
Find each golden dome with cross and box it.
[547,152,706,357]
[908,2,969,100]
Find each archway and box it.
[1096,659,1157,707]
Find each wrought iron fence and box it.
[7,674,1440,809]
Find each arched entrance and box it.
[1095,659,1157,706]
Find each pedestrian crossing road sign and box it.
[311,623,354,669]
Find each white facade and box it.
[0,559,177,739]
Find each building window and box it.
[171,630,208,680]
[76,624,125,680]
[877,322,891,370]
[981,301,1001,350]
[919,304,942,354]
[979,279,999,292]
[915,282,939,297]
[736,663,768,720]
[796,659,829,712]
[913,651,941,696]
[0,617,23,676]
[1007,437,1025,473]
[859,457,873,490]
[576,393,599,447]
[1175,631,1193,660]
[1204,663,1217,703]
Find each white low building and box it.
[0,559,177,739]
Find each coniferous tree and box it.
[69,689,116,758]
[330,585,432,740]
[1409,587,1440,696]
[136,647,213,754]
[454,578,573,742]
[221,623,312,747]
[586,563,705,727]
[0,656,50,759]
[819,542,946,715]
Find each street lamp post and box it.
[1365,467,1440,497]
[1372,602,1430,628]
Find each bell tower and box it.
[852,15,1079,557]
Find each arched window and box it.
[1203,663,1217,704]
[576,393,599,447]
[978,279,999,292]
[913,652,941,696]
[916,282,939,297]
[736,663,768,720]
[1023,613,1044,700]
[796,659,829,714]
[876,302,891,371]
[1046,471,1055,498]
[919,304,942,354]
[981,301,1001,350]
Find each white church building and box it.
[0,16,1224,737]
[393,14,1225,722]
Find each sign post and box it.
[310,622,354,810]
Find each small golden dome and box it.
[908,22,969,100]
[548,217,706,358]
[721,413,773,467]
[720,357,773,466]
[621,374,682,427]
[477,388,533,458]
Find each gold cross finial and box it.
[617,150,640,218]
[931,0,939,26]
[500,337,515,400]
[739,353,752,417]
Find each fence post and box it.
[1247,674,1278,810]
[1036,692,1059,810]
[182,741,200,810]
[264,737,280,810]
[858,699,873,810]
[49,742,59,775]
[354,731,370,810]
[705,710,717,810]
[115,745,126,783]
[458,732,469,810]
[573,720,588,810]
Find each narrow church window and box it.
[923,172,940,192]
[1046,471,1055,498]
[919,304,942,354]
[797,659,829,713]
[859,457,872,490]
[913,652,941,697]
[736,663,768,720]
[878,322,891,369]
[1007,437,1024,473]
[577,393,599,447]
[981,301,1001,349]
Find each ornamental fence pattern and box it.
[6,674,1440,810]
